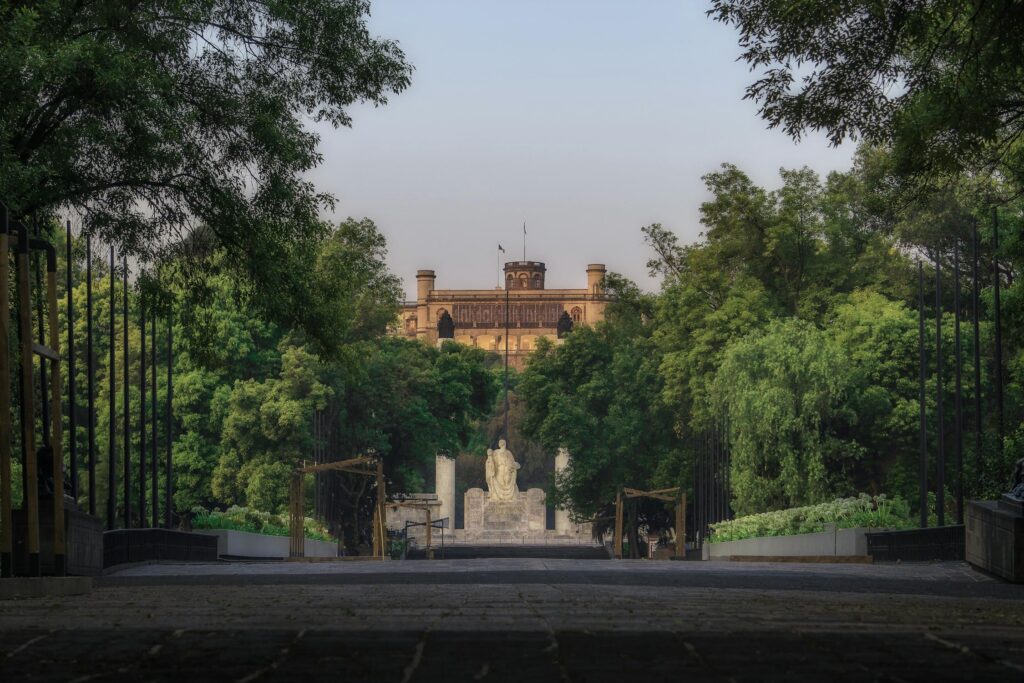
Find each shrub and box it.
[191,505,335,542]
[708,494,913,543]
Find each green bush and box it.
[708,494,913,543]
[191,505,335,542]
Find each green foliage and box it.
[518,277,681,547]
[1,0,411,347]
[707,1,1024,187]
[708,495,914,543]
[522,147,1021,528]
[332,338,500,495]
[713,319,855,515]
[191,505,333,542]
[213,342,331,513]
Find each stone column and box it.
[554,448,571,534]
[435,454,455,527]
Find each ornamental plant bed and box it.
[709,494,914,543]
[191,505,335,542]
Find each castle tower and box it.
[503,261,546,290]
[416,269,436,340]
[586,264,606,295]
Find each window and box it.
[571,307,583,323]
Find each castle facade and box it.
[396,261,608,368]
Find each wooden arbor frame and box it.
[613,486,686,560]
[288,455,386,560]
[1,216,66,577]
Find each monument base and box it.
[463,488,546,541]
[966,497,1024,583]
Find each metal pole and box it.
[971,221,982,495]
[139,284,146,525]
[16,225,41,574]
[107,245,115,529]
[86,236,96,516]
[165,310,173,529]
[0,207,12,577]
[33,217,49,445]
[503,283,509,440]
[712,423,718,526]
[44,241,66,575]
[66,220,77,501]
[992,207,1003,456]
[122,257,130,528]
[935,255,945,527]
[953,241,964,523]
[151,309,157,528]
[918,261,928,528]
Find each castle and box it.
[396,261,608,368]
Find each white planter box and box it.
[704,525,877,560]
[194,529,338,559]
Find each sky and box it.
[309,1,855,299]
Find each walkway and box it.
[2,559,1022,681]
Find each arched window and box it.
[506,273,514,288]
[519,274,528,289]
[532,273,541,289]
[571,307,583,323]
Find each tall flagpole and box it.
[523,221,526,261]
[918,260,928,528]
[504,284,510,441]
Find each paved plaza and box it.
[2,559,1023,681]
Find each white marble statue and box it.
[485,439,521,502]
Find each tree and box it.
[213,341,332,512]
[712,319,858,515]
[517,275,681,555]
[1,0,411,346]
[650,160,910,435]
[707,1,1024,185]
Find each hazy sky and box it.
[309,1,855,299]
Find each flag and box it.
[498,243,505,252]
[523,222,527,235]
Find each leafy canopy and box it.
[708,1,1024,184]
[0,0,411,345]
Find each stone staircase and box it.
[407,543,609,560]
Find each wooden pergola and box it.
[288,455,386,560]
[613,486,686,560]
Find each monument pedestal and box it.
[966,496,1024,583]
[464,488,546,542]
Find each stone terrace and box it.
[2,559,1023,681]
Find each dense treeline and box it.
[519,146,1022,530]
[5,218,499,548]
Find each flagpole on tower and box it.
[497,243,505,288]
[497,241,509,441]
[523,222,527,261]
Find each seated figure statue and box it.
[485,439,521,503]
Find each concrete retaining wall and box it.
[704,525,875,560]
[194,529,338,559]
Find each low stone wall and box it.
[704,525,874,560]
[193,529,338,559]
[966,499,1023,582]
[103,529,219,568]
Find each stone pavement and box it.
[2,559,1023,681]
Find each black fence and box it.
[867,525,965,562]
[103,529,218,568]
